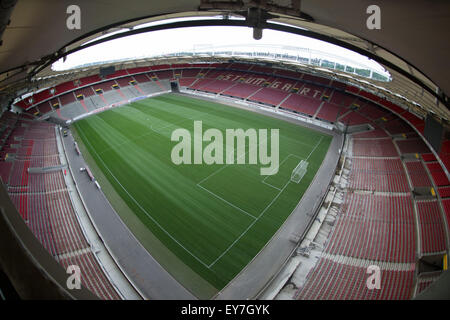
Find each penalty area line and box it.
[208,177,291,268]
[197,183,258,220]
[77,127,213,269]
[208,136,325,267]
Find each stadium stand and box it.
[0,114,120,300]
[416,200,448,254]
[296,257,415,300]
[10,63,450,300]
[93,80,117,92]
[302,73,331,86]
[338,110,371,126]
[324,193,416,263]
[396,138,431,154]
[181,68,201,78]
[74,86,95,99]
[38,102,52,114]
[58,92,77,106]
[0,161,12,183]
[105,69,128,79]
[13,64,449,171]
[115,76,135,87]
[329,90,355,106]
[426,162,450,187]
[189,78,216,90]
[247,87,289,106]
[132,73,151,83]
[422,153,437,162]
[384,118,415,135]
[280,94,322,117]
[405,161,433,188]
[352,138,398,157]
[291,87,448,299]
[438,186,450,198]
[358,101,390,120]
[315,102,344,123]
[442,199,450,230]
[154,70,174,80]
[223,82,260,99]
[352,126,389,138]
[179,78,197,87]
[349,158,409,192]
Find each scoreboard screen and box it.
[424,115,444,153]
[100,66,115,78]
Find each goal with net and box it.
[291,160,308,183]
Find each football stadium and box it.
[0,1,449,302]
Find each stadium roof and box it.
[1,0,449,119]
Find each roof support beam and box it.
[8,16,449,110]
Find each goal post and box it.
[291,160,308,184]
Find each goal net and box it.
[291,160,308,184]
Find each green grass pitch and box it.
[73,93,332,297]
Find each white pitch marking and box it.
[306,136,324,161]
[197,184,257,219]
[261,153,303,184]
[262,180,281,191]
[78,127,212,269]
[81,112,326,270]
[197,137,267,186]
[99,103,218,155]
[208,176,292,268]
[208,135,325,267]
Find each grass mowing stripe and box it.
[209,172,292,268]
[77,112,258,265]
[196,133,267,185]
[73,93,332,291]
[71,127,218,299]
[208,134,326,267]
[77,124,213,269]
[196,184,257,220]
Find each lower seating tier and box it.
[296,258,415,300]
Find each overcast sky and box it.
[53,25,387,75]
